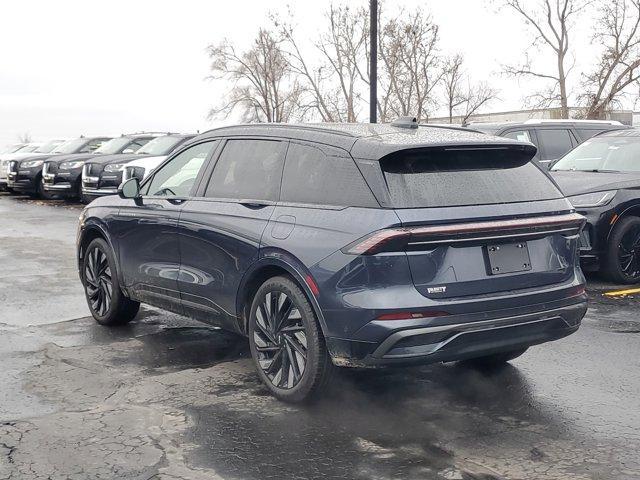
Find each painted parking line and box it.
[603,287,640,297]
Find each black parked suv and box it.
[550,128,640,283]
[7,137,111,197]
[469,120,629,167]
[43,134,176,201]
[77,121,587,402]
[80,134,194,202]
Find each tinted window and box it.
[123,138,152,153]
[79,138,109,153]
[576,128,607,141]
[282,143,377,207]
[205,139,285,201]
[380,148,563,208]
[551,137,640,172]
[145,141,215,197]
[503,130,532,143]
[137,136,186,155]
[35,140,65,153]
[94,138,134,155]
[52,138,88,154]
[537,129,574,159]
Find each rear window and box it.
[380,147,563,208]
[281,143,378,207]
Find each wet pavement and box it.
[1,192,640,480]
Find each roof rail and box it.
[120,131,176,136]
[523,119,622,125]
[391,116,419,129]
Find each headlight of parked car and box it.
[568,190,617,208]
[104,163,126,173]
[60,160,86,169]
[20,160,44,168]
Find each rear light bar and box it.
[343,213,586,255]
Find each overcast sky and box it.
[0,0,627,146]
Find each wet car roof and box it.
[199,123,532,160]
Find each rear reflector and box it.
[342,213,586,255]
[305,274,320,297]
[376,311,449,321]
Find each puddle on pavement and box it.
[183,363,556,480]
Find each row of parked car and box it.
[0,132,194,202]
[3,117,639,401]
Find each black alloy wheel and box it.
[617,222,640,281]
[85,246,113,316]
[248,276,334,402]
[253,290,308,389]
[605,216,640,284]
[82,238,140,325]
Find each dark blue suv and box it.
[76,121,588,402]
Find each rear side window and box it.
[536,129,574,159]
[205,139,286,201]
[281,143,377,207]
[380,147,563,208]
[503,130,532,143]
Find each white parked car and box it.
[121,155,166,184]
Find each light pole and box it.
[369,0,378,123]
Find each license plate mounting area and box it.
[485,242,532,275]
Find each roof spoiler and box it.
[391,116,418,129]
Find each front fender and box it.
[77,212,122,286]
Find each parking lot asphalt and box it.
[1,192,640,480]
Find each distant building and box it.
[428,107,635,126]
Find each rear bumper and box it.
[326,295,587,367]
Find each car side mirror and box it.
[122,148,136,154]
[118,177,141,200]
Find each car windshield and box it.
[52,138,88,154]
[551,137,640,172]
[16,145,39,153]
[136,136,182,155]
[94,137,135,155]
[35,140,65,153]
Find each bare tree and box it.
[276,5,369,122]
[442,55,498,123]
[207,29,302,122]
[442,54,466,123]
[504,0,586,118]
[581,0,640,118]
[378,10,442,121]
[17,132,32,143]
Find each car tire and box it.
[248,275,334,403]
[35,176,54,200]
[82,238,140,326]
[461,347,528,368]
[603,216,640,284]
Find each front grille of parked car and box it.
[83,163,102,177]
[8,161,18,173]
[44,162,59,175]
